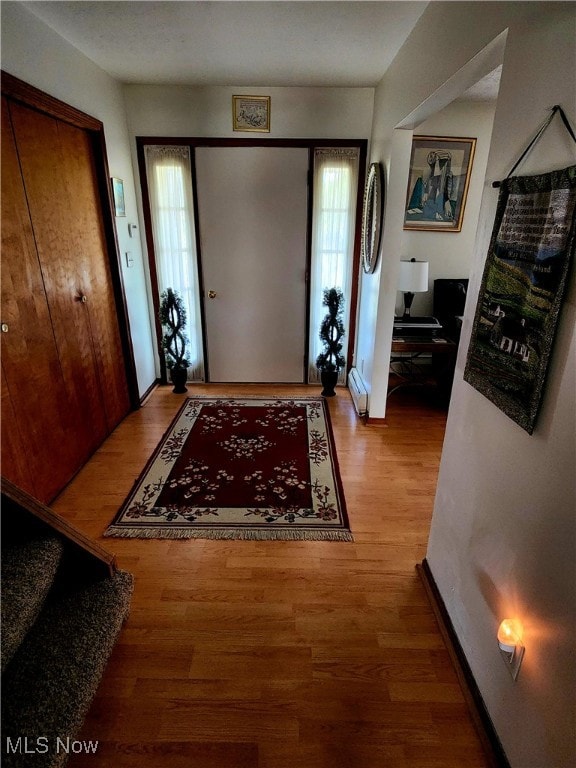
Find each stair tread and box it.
[2,569,133,768]
[1,535,65,673]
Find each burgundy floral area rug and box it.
[105,397,352,541]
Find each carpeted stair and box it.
[1,533,65,673]
[1,490,133,768]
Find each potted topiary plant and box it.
[316,287,345,397]
[159,288,190,394]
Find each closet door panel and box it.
[57,120,130,430]
[9,101,108,460]
[1,365,35,497]
[1,98,83,500]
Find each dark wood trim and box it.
[366,417,388,427]
[2,70,140,410]
[304,148,314,383]
[1,477,116,579]
[417,559,511,768]
[190,148,210,382]
[136,140,167,384]
[1,71,102,131]
[137,137,366,150]
[347,142,367,375]
[139,379,160,406]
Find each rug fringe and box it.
[104,526,353,542]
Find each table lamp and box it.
[398,258,429,318]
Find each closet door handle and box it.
[76,294,88,303]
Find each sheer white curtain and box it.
[308,148,359,383]
[145,145,204,381]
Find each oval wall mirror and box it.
[361,162,385,274]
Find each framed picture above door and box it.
[232,95,271,133]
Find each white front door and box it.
[195,147,309,382]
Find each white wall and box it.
[363,3,575,766]
[429,8,576,767]
[124,84,374,139]
[359,5,521,420]
[396,100,497,317]
[124,84,374,378]
[1,2,156,398]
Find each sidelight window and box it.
[144,145,204,380]
[308,148,359,383]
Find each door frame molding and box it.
[1,71,140,409]
[137,136,367,382]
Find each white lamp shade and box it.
[398,260,429,293]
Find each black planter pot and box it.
[320,369,338,397]
[170,366,188,394]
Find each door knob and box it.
[1,323,8,333]
[76,294,88,303]
[208,290,217,299]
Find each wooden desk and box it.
[389,335,457,399]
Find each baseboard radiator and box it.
[348,367,368,417]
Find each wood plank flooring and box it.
[53,384,489,768]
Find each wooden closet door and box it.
[9,101,129,454]
[0,98,85,500]
[1,365,34,496]
[55,119,130,430]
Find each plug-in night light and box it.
[497,619,519,653]
[497,619,525,680]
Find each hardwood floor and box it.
[53,384,489,768]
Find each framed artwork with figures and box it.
[404,136,476,232]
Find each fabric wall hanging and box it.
[464,159,576,433]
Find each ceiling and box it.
[23,1,430,88]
